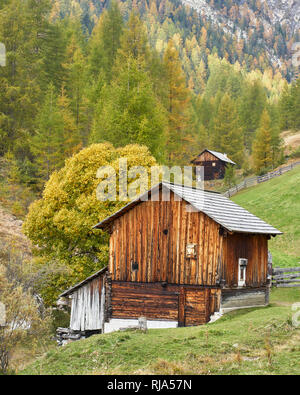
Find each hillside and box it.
[232,165,300,267]
[0,205,30,253]
[51,0,300,81]
[20,167,300,375]
[21,288,300,375]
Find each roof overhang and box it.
[59,266,108,298]
[191,149,236,165]
[93,182,282,236]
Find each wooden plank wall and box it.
[194,151,219,162]
[70,276,104,331]
[109,191,224,287]
[223,233,268,287]
[110,282,179,321]
[184,288,210,326]
[110,282,215,325]
[221,288,268,309]
[193,151,226,180]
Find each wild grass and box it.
[232,166,300,267]
[20,288,300,375]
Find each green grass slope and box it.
[21,289,300,375]
[232,166,300,268]
[20,166,300,376]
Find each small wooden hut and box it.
[191,149,236,180]
[60,182,281,334]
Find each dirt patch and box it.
[0,205,31,253]
[281,131,300,154]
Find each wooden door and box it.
[178,288,210,326]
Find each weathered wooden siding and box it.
[70,276,105,331]
[109,191,224,287]
[111,282,179,321]
[221,233,268,287]
[183,288,210,326]
[193,151,226,180]
[110,281,214,325]
[221,288,268,310]
[194,151,218,162]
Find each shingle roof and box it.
[193,149,236,165]
[93,182,282,236]
[165,182,282,235]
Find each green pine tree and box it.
[31,83,64,182]
[163,39,191,164]
[213,93,244,166]
[239,80,267,150]
[88,0,123,82]
[252,109,273,174]
[91,56,166,161]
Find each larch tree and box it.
[212,93,244,166]
[90,12,167,161]
[0,0,51,154]
[88,0,124,82]
[57,86,82,158]
[239,80,267,150]
[91,56,167,161]
[63,36,89,145]
[163,39,191,165]
[252,109,273,174]
[31,83,64,183]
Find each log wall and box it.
[221,288,268,310]
[110,281,215,325]
[193,151,226,180]
[109,191,224,287]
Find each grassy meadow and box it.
[233,166,300,267]
[20,288,300,375]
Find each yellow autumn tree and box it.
[163,40,191,165]
[23,143,157,304]
[252,109,272,174]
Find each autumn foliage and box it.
[23,144,157,304]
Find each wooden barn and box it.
[191,149,236,181]
[59,182,281,335]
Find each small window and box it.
[212,162,216,167]
[131,262,139,271]
[238,258,248,287]
[186,244,197,258]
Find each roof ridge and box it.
[162,181,221,194]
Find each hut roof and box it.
[192,149,236,165]
[93,182,282,236]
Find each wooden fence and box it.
[223,160,300,198]
[272,267,300,288]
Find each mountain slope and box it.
[51,0,300,80]
[232,165,300,267]
[0,205,30,253]
[182,0,300,70]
